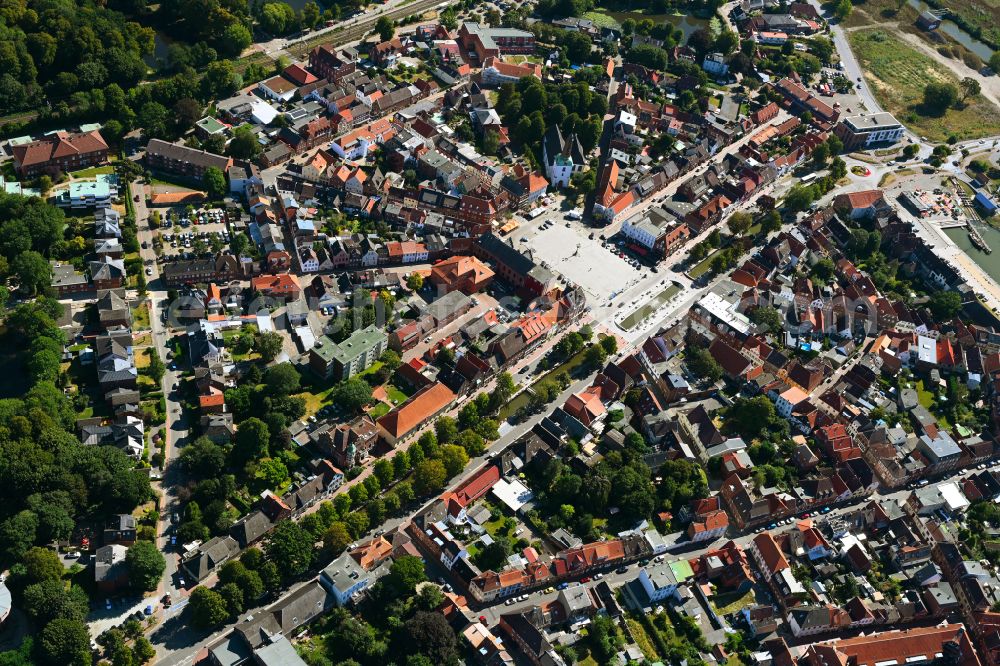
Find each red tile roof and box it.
[430,255,494,290]
[283,63,318,86]
[837,189,884,210]
[199,391,225,408]
[752,533,789,574]
[13,130,109,169]
[377,382,456,439]
[806,624,980,666]
[483,56,542,80]
[563,386,606,426]
[444,464,501,510]
[252,273,300,294]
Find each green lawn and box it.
[295,387,333,416]
[626,617,661,662]
[358,361,384,378]
[712,588,756,615]
[915,379,936,409]
[70,165,114,178]
[369,402,391,419]
[133,301,150,330]
[385,384,410,405]
[689,251,717,278]
[620,284,681,331]
[848,28,1000,141]
[149,174,199,189]
[915,379,952,428]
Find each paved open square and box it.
[527,224,645,303]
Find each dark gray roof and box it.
[146,138,231,170]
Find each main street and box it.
[128,179,195,654]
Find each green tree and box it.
[414,460,447,496]
[23,580,89,624]
[220,23,253,57]
[126,541,166,591]
[834,0,852,19]
[333,377,373,413]
[138,101,170,139]
[584,344,607,368]
[760,209,782,234]
[403,611,459,666]
[923,82,959,113]
[260,2,297,35]
[563,30,593,63]
[219,582,244,615]
[784,184,817,212]
[323,521,352,554]
[599,335,618,356]
[301,1,321,29]
[960,76,981,101]
[928,290,962,320]
[180,436,227,477]
[254,458,289,489]
[234,417,270,467]
[229,125,262,160]
[724,396,785,440]
[145,348,165,384]
[202,167,227,200]
[265,520,314,579]
[385,554,427,597]
[23,547,64,583]
[407,273,423,290]
[253,331,284,362]
[264,363,301,395]
[373,459,394,488]
[1,510,39,562]
[375,16,396,41]
[38,618,91,666]
[810,258,836,284]
[489,372,516,414]
[440,444,469,477]
[727,211,753,236]
[686,346,723,382]
[190,586,229,628]
[134,637,156,664]
[748,305,784,333]
[13,251,51,295]
[435,416,458,443]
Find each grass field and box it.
[848,28,1000,141]
[368,402,391,419]
[689,251,717,278]
[69,165,114,178]
[133,301,151,330]
[626,617,661,661]
[295,387,332,416]
[385,384,410,405]
[712,588,756,614]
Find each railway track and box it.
[286,0,446,58]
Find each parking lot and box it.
[150,207,233,263]
[527,223,648,303]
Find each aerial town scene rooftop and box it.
[7,0,1000,664]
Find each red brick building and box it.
[13,129,109,177]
